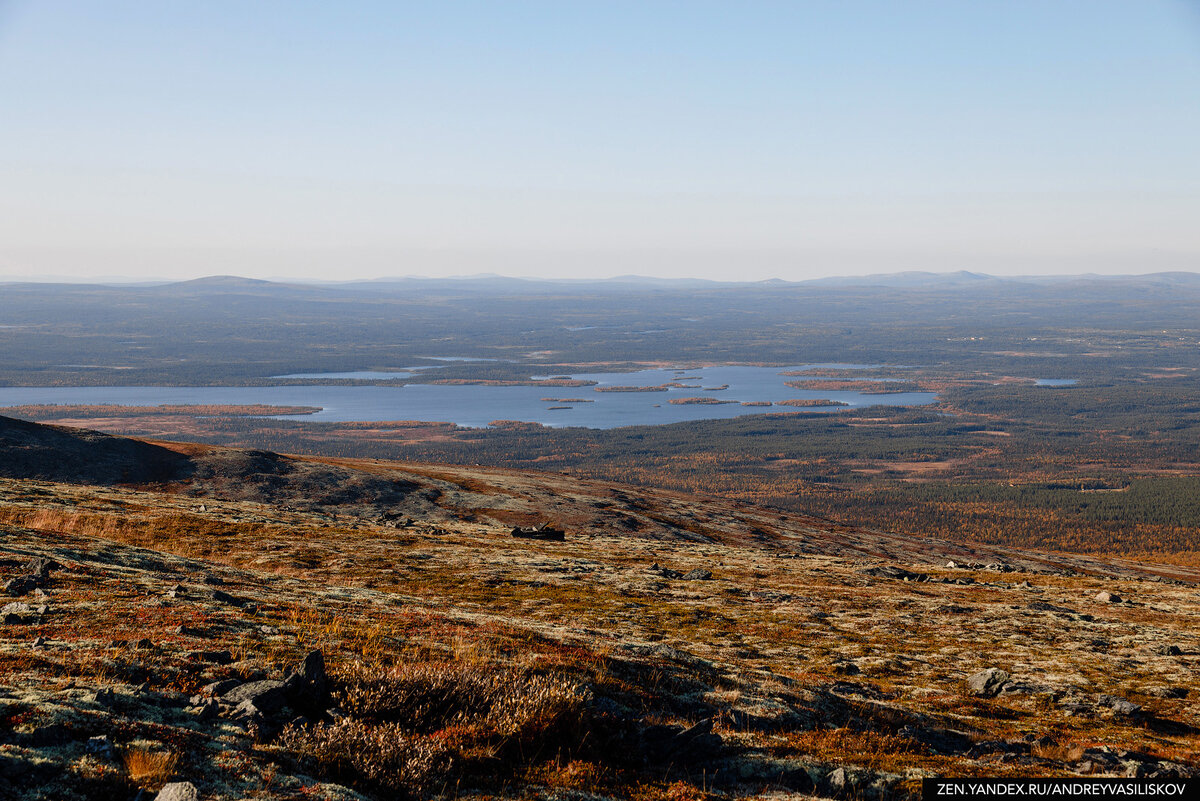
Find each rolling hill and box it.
[0,415,1196,799]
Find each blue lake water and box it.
[0,365,937,429]
[1034,378,1077,386]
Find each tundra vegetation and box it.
[0,276,1198,797]
[0,419,1196,799]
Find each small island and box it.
[668,397,739,405]
[595,385,670,392]
[775,398,850,407]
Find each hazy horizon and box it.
[3,266,1200,287]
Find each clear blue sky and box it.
[1,1,1198,281]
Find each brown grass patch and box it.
[121,746,179,788]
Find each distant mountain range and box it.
[5,269,1200,293]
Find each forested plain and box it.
[3,272,1200,563]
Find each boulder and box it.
[155,782,200,801]
[1097,694,1142,718]
[966,668,1010,698]
[85,735,113,759]
[222,680,288,713]
[286,650,330,715]
[826,766,853,794]
[24,557,60,581]
[511,525,565,542]
[210,589,245,606]
[681,569,712,581]
[1094,590,1122,603]
[201,679,241,697]
[863,565,929,582]
[4,576,42,596]
[1,602,35,624]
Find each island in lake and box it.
[668,397,739,405]
[774,398,850,407]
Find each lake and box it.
[0,365,937,429]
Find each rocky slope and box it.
[0,416,1196,799]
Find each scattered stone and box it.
[681,569,712,581]
[294,649,326,686]
[191,699,220,720]
[222,679,288,713]
[997,680,1050,696]
[1151,644,1183,656]
[30,636,46,648]
[863,565,929,582]
[966,668,1010,698]
[185,650,234,665]
[1094,590,1122,603]
[4,575,42,596]
[1,602,35,624]
[511,524,565,541]
[1097,694,1142,718]
[826,766,853,793]
[1144,686,1187,699]
[154,782,199,801]
[285,649,330,715]
[24,557,60,581]
[85,735,113,759]
[202,679,241,696]
[210,589,244,606]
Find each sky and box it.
[1,1,1198,283]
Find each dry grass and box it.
[121,746,179,788]
[1032,742,1086,762]
[278,719,450,797]
[277,657,592,796]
